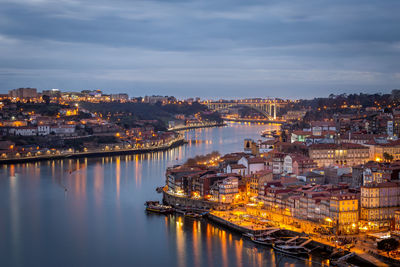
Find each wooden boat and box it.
[184,212,203,218]
[273,244,310,256]
[261,130,277,139]
[145,201,173,214]
[250,236,275,246]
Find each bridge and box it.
[202,99,283,120]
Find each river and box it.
[0,123,327,267]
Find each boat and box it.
[184,212,203,218]
[250,236,275,246]
[273,244,310,256]
[261,130,277,139]
[144,201,173,214]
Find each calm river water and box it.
[0,123,327,267]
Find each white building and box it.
[50,125,76,136]
[10,127,37,136]
[226,164,247,175]
[218,177,239,203]
[238,156,266,175]
[37,125,51,136]
[283,155,293,174]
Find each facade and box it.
[330,193,359,234]
[283,154,317,175]
[37,125,51,136]
[395,210,400,232]
[360,182,400,230]
[226,164,246,175]
[309,143,369,167]
[50,125,76,136]
[249,170,273,197]
[8,88,38,98]
[237,156,266,175]
[217,177,239,203]
[366,139,400,161]
[9,127,37,136]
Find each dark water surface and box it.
[0,123,325,267]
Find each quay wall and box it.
[207,213,261,235]
[163,191,229,210]
[0,138,185,165]
[168,123,226,132]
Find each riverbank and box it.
[222,117,285,124]
[163,190,389,267]
[0,136,185,165]
[207,210,383,267]
[168,122,226,131]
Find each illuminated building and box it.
[360,181,400,230]
[308,143,369,167]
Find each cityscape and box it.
[1,1,400,267]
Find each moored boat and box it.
[250,236,275,246]
[145,201,173,214]
[184,212,203,218]
[273,244,310,256]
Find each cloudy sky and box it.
[0,0,399,99]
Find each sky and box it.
[0,0,399,99]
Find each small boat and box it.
[243,232,254,238]
[261,130,278,139]
[273,244,310,256]
[250,236,275,246]
[184,212,202,218]
[145,201,173,214]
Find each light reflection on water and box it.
[0,123,324,267]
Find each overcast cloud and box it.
[0,0,399,98]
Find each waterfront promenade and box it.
[211,208,390,267]
[0,136,185,164]
[221,117,285,124]
[168,121,226,131]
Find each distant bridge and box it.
[202,99,283,120]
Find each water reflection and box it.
[0,123,323,267]
[162,214,305,267]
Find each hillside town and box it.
[162,90,400,265]
[0,88,222,161]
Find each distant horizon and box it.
[2,86,396,101]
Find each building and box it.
[8,88,38,98]
[249,170,273,197]
[395,210,400,232]
[37,125,51,136]
[299,171,325,185]
[308,143,370,167]
[9,126,37,136]
[244,139,259,154]
[354,161,400,186]
[111,94,129,102]
[324,166,352,185]
[50,125,76,136]
[360,181,400,230]
[366,139,400,162]
[215,177,239,203]
[267,152,286,175]
[283,154,317,175]
[226,164,246,175]
[237,156,266,175]
[329,192,359,234]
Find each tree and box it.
[43,95,50,105]
[383,152,394,162]
[377,238,399,252]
